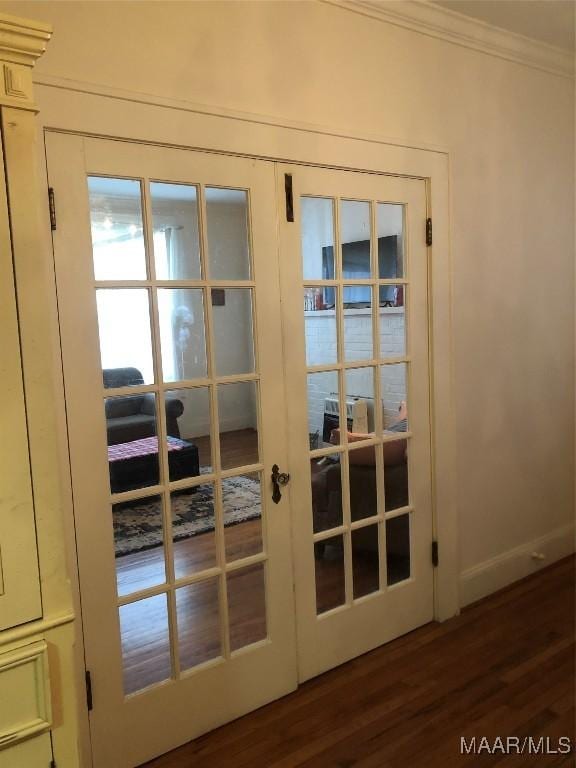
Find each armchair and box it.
[312,460,408,534]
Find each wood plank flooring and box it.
[194,428,260,471]
[117,429,383,694]
[143,555,575,768]
[116,429,264,690]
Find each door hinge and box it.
[284,173,294,222]
[48,187,57,231]
[426,217,432,247]
[432,540,439,567]
[85,670,93,712]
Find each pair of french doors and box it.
[47,133,433,767]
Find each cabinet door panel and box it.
[0,131,42,630]
[0,732,52,767]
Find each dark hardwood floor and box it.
[118,430,385,694]
[117,428,267,694]
[193,428,260,471]
[143,555,575,768]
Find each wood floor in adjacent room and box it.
[143,555,575,768]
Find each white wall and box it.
[1,0,573,579]
[202,199,257,436]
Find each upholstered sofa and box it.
[103,367,184,445]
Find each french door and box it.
[47,134,298,767]
[47,133,434,766]
[278,164,434,681]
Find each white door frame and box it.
[31,82,457,766]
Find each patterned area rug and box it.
[113,475,261,557]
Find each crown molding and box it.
[0,13,51,67]
[0,12,52,110]
[322,0,574,79]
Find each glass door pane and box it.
[87,175,273,695]
[299,193,408,616]
[281,162,433,683]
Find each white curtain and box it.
[162,226,195,381]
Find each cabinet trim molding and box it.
[0,612,75,649]
[0,640,52,750]
[0,12,52,110]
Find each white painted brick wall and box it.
[306,308,406,437]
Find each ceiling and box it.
[431,0,575,51]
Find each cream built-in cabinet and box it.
[0,123,42,633]
[0,13,80,768]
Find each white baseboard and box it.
[219,416,257,434]
[460,523,575,607]
[180,417,255,440]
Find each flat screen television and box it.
[321,235,401,308]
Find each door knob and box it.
[271,464,290,504]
